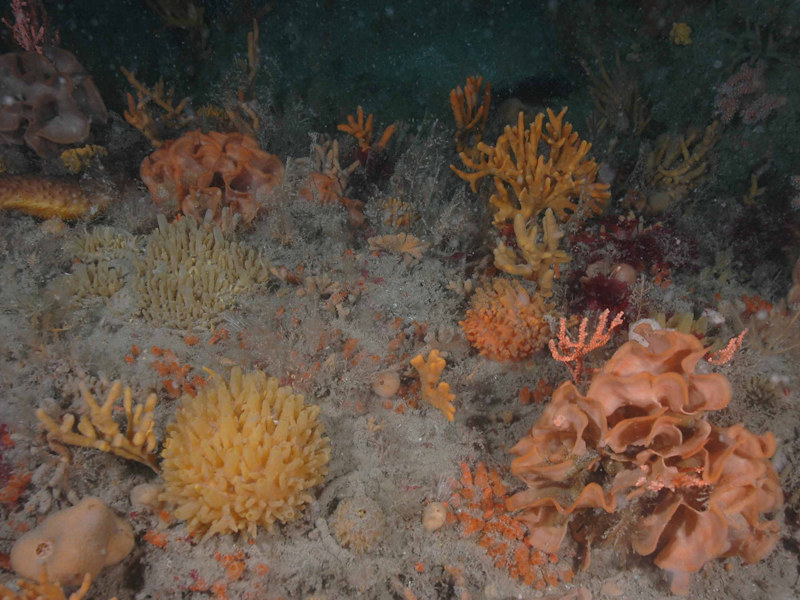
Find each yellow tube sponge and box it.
[9,497,134,587]
[159,367,330,540]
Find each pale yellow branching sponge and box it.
[37,381,159,472]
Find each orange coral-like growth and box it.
[337,106,395,152]
[410,350,456,421]
[549,309,624,383]
[507,329,783,595]
[140,130,283,225]
[460,278,553,361]
[450,75,492,155]
[451,107,610,225]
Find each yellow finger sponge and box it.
[10,496,134,586]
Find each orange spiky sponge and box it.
[460,278,553,361]
[0,176,106,220]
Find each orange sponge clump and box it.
[507,329,783,595]
[460,278,552,361]
[140,130,283,225]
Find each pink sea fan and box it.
[713,61,785,125]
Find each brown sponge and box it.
[0,48,107,157]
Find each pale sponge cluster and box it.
[159,367,330,540]
[331,496,385,552]
[133,214,270,328]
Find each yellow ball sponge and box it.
[159,367,330,540]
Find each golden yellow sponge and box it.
[159,367,330,540]
[0,176,108,220]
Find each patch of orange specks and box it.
[125,343,142,363]
[0,473,31,503]
[215,551,246,582]
[157,509,173,524]
[189,577,210,593]
[148,346,207,398]
[208,328,230,345]
[520,379,554,405]
[448,462,574,590]
[143,530,168,548]
[211,581,229,600]
[342,337,359,360]
[741,293,773,319]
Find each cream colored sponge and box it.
[10,496,134,586]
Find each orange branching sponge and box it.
[0,176,108,220]
[452,108,607,286]
[159,367,330,540]
[493,207,571,294]
[451,107,610,225]
[121,67,190,147]
[410,350,456,421]
[508,328,783,596]
[0,568,94,600]
[460,278,553,361]
[368,233,430,262]
[0,473,31,503]
[337,106,395,152]
[36,381,159,472]
[298,139,364,227]
[140,130,283,225]
[450,75,492,155]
